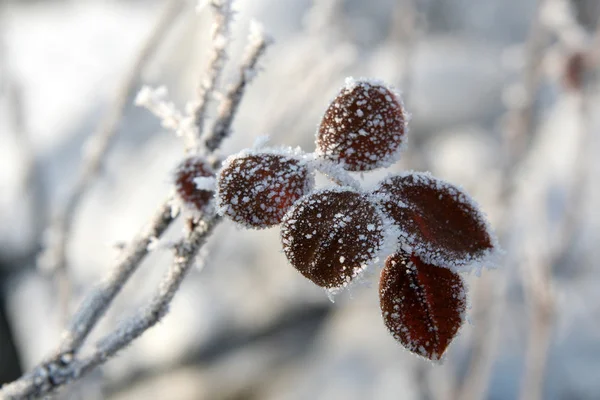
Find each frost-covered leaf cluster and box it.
[175,77,500,360]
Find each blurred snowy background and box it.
[1,0,599,399]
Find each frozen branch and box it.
[0,2,270,397]
[77,214,221,375]
[42,0,185,320]
[134,86,187,136]
[59,199,177,352]
[188,0,234,150]
[204,21,272,152]
[0,212,220,399]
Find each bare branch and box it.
[78,214,221,375]
[0,213,219,399]
[60,199,177,353]
[42,0,184,320]
[204,22,272,152]
[0,2,270,397]
[189,0,233,150]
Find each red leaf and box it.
[316,78,406,172]
[217,150,313,229]
[379,251,466,360]
[374,172,496,270]
[281,188,384,289]
[174,156,215,213]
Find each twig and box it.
[0,213,220,399]
[43,0,184,323]
[77,214,221,376]
[189,0,233,151]
[59,199,176,353]
[1,5,272,398]
[204,21,272,152]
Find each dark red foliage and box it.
[174,156,215,213]
[375,173,494,268]
[316,79,406,171]
[281,189,384,288]
[379,251,466,360]
[562,51,587,91]
[217,152,312,228]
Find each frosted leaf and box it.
[174,156,215,214]
[216,148,314,229]
[374,172,499,271]
[280,188,385,289]
[316,78,407,171]
[379,251,466,361]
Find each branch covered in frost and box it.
[59,200,176,352]
[76,214,221,375]
[1,4,272,398]
[135,86,187,135]
[189,0,233,150]
[41,0,184,320]
[0,212,220,399]
[204,21,272,152]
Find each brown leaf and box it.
[174,156,215,213]
[379,251,466,360]
[375,172,496,270]
[281,189,384,289]
[217,151,313,229]
[316,78,406,172]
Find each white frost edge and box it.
[374,170,504,274]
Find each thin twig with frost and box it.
[204,21,272,152]
[0,5,271,398]
[189,0,233,150]
[59,200,176,353]
[42,0,185,323]
[75,214,221,377]
[134,86,187,136]
[0,213,220,399]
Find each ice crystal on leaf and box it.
[280,188,385,289]
[214,77,500,361]
[380,251,466,361]
[216,148,314,229]
[316,78,407,172]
